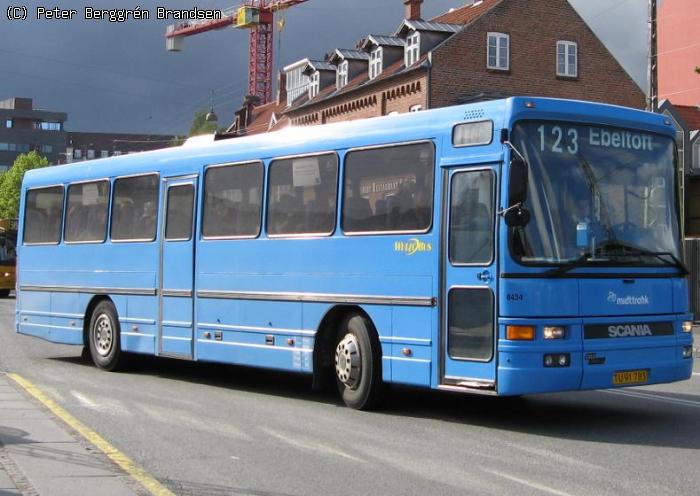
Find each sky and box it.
[0,0,650,135]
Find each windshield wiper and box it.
[595,240,689,275]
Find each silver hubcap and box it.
[335,333,361,389]
[93,314,113,357]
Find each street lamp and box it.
[205,90,218,123]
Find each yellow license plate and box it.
[613,370,649,385]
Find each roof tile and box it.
[432,0,502,25]
[675,105,700,131]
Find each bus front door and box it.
[158,175,198,359]
[440,166,498,391]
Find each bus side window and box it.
[64,181,110,243]
[111,174,159,242]
[23,186,64,245]
[165,185,194,241]
[202,162,263,239]
[267,153,338,236]
[343,142,434,234]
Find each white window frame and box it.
[336,60,349,90]
[369,47,383,80]
[557,41,578,78]
[487,32,509,70]
[404,31,420,67]
[409,105,422,112]
[309,71,320,98]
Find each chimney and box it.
[404,0,423,20]
[277,71,287,106]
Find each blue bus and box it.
[16,97,694,409]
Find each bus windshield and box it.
[510,121,680,267]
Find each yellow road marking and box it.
[7,373,174,496]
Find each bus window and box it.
[267,153,338,236]
[449,170,494,264]
[65,181,110,243]
[343,142,434,234]
[111,174,159,242]
[203,162,263,239]
[23,186,64,244]
[165,184,194,241]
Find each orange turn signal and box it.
[506,325,535,340]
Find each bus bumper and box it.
[496,339,693,396]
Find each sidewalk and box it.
[0,374,142,496]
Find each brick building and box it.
[230,0,645,135]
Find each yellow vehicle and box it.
[0,219,17,297]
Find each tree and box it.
[189,109,220,137]
[0,152,49,218]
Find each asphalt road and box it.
[1,297,699,496]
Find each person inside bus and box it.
[344,179,373,231]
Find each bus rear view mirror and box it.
[503,156,530,227]
[508,156,528,206]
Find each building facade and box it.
[0,97,177,168]
[0,97,67,169]
[658,0,700,107]
[230,0,645,135]
[61,132,176,164]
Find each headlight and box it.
[682,321,693,333]
[543,326,566,339]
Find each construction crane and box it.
[166,0,309,105]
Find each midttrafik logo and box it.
[607,291,649,305]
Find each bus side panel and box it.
[122,295,157,355]
[389,306,433,386]
[196,297,307,372]
[49,291,88,344]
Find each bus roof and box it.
[22,97,674,188]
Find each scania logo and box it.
[608,324,653,338]
[606,291,649,306]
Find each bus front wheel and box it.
[88,300,127,371]
[334,313,383,410]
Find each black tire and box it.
[0,289,10,298]
[334,313,383,410]
[88,300,127,371]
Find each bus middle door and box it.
[440,165,498,391]
[159,175,198,359]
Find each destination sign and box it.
[535,124,657,155]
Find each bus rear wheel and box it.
[334,313,383,410]
[88,300,126,371]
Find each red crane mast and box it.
[166,0,309,105]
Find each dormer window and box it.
[404,31,420,67]
[337,60,349,90]
[487,32,509,70]
[369,47,383,80]
[309,71,320,98]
